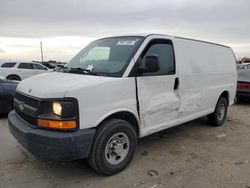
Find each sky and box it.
[0,0,249,62]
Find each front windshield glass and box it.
[65,36,144,77]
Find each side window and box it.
[18,63,34,69]
[33,64,47,70]
[140,41,175,76]
[1,62,16,68]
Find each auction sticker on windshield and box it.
[116,41,137,45]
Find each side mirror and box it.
[139,55,160,73]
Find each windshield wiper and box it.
[69,67,96,75]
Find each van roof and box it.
[106,33,231,49]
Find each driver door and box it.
[136,39,180,128]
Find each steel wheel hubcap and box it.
[218,103,225,121]
[105,132,130,165]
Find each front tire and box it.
[88,119,137,176]
[207,97,228,126]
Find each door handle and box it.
[174,77,179,90]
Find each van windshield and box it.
[65,36,144,77]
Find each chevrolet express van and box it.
[8,34,237,175]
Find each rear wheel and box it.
[88,119,137,176]
[207,97,228,126]
[7,75,21,81]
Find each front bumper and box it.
[8,111,96,161]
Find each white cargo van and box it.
[8,34,237,175]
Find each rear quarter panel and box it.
[173,38,237,118]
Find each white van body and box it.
[8,34,237,175]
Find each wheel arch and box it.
[7,74,21,80]
[219,90,229,105]
[95,109,141,137]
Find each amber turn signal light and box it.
[38,119,76,129]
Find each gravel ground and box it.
[0,103,250,188]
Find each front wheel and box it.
[207,97,228,126]
[88,119,137,176]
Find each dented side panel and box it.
[136,35,236,137]
[174,38,237,119]
[137,75,180,129]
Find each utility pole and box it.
[40,41,44,62]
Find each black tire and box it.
[7,75,21,81]
[88,119,137,176]
[207,97,228,126]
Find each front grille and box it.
[15,92,39,108]
[14,92,40,127]
[15,108,37,126]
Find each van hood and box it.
[17,72,117,98]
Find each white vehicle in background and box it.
[8,34,237,175]
[0,62,50,81]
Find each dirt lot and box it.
[1,103,250,188]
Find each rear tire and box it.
[7,75,21,81]
[207,97,228,126]
[88,119,137,176]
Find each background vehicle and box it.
[0,62,50,81]
[0,75,18,114]
[8,34,237,175]
[237,63,250,100]
[237,63,250,70]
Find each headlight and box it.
[53,101,62,116]
[37,98,78,131]
[52,100,77,118]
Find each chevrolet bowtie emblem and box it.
[18,102,25,111]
